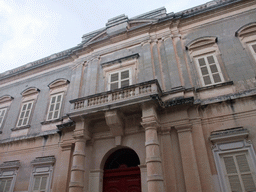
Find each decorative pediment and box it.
[48,78,70,89]
[0,95,13,104]
[209,127,249,144]
[21,87,40,96]
[101,53,140,68]
[186,36,218,50]
[235,22,256,37]
[0,160,20,169]
[31,156,56,166]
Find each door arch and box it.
[103,148,141,192]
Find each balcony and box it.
[68,79,162,117]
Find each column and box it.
[69,120,90,192]
[176,125,202,192]
[141,103,165,192]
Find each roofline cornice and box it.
[0,0,247,81]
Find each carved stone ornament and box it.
[209,127,249,144]
[235,22,256,37]
[141,117,160,130]
[0,95,13,104]
[185,36,218,51]
[48,78,70,89]
[31,156,56,166]
[21,87,40,96]
[0,160,20,169]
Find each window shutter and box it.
[47,94,63,120]
[236,154,256,191]
[5,179,11,192]
[0,108,6,127]
[33,176,41,191]
[40,176,48,191]
[0,179,5,192]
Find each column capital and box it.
[141,116,160,130]
[175,124,192,133]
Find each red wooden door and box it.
[103,165,141,192]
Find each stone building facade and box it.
[0,0,256,191]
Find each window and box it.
[220,151,256,192]
[109,69,131,90]
[29,156,55,192]
[0,160,20,192]
[248,42,256,61]
[101,53,139,91]
[0,108,7,128]
[32,174,49,192]
[186,36,226,87]
[0,178,12,192]
[46,93,63,121]
[16,101,33,127]
[195,54,224,86]
[210,127,256,192]
[236,22,256,62]
[0,95,13,133]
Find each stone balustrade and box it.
[70,80,161,111]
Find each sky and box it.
[0,0,210,74]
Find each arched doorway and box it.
[103,148,141,192]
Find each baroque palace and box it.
[1,0,256,191]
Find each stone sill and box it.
[41,118,63,125]
[11,125,30,131]
[195,81,233,92]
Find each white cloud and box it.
[0,0,60,73]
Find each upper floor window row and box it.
[0,79,70,133]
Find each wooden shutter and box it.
[0,178,12,192]
[222,153,256,192]
[0,108,7,127]
[33,175,48,192]
[47,94,63,120]
[17,102,33,127]
[197,55,223,86]
[120,70,130,88]
[110,73,119,90]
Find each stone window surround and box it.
[42,78,70,124]
[186,36,228,88]
[235,22,256,62]
[28,156,55,192]
[0,160,20,192]
[210,127,256,192]
[101,53,139,91]
[12,87,40,131]
[0,95,13,134]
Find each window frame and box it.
[108,68,132,90]
[46,92,64,121]
[0,108,7,129]
[0,161,20,192]
[29,156,55,192]
[248,41,256,61]
[219,149,256,192]
[194,53,224,86]
[210,128,256,192]
[16,101,34,128]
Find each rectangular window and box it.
[196,54,224,86]
[221,152,256,192]
[0,178,12,192]
[0,108,7,128]
[32,174,49,192]
[17,101,33,127]
[109,69,131,90]
[47,93,63,121]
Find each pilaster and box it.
[176,125,202,192]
